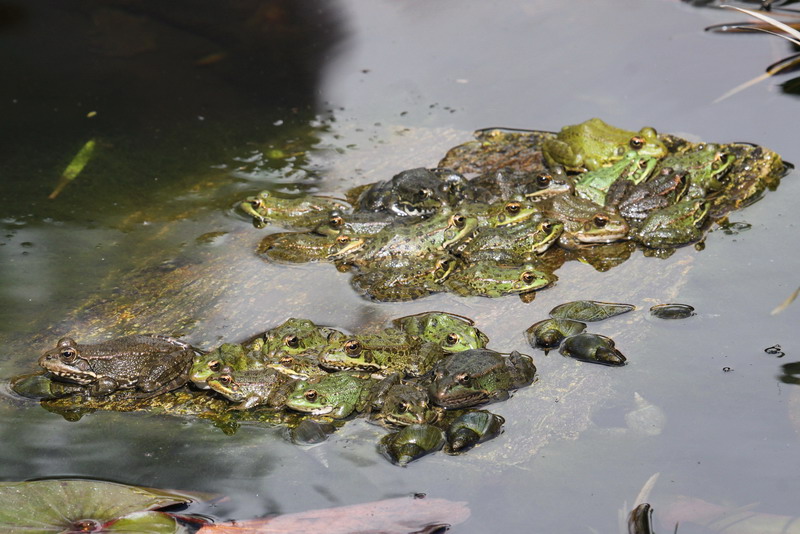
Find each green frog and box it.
[635,198,710,248]
[366,374,439,427]
[657,143,734,199]
[190,342,263,389]
[262,318,342,359]
[543,118,667,171]
[455,217,563,263]
[312,210,392,238]
[428,348,537,409]
[545,194,629,248]
[559,333,627,366]
[267,353,327,380]
[285,371,376,418]
[258,231,341,263]
[443,409,505,454]
[38,334,196,398]
[349,255,456,302]
[444,262,556,298]
[206,368,296,410]
[605,166,686,222]
[391,311,489,353]
[318,330,447,377]
[574,150,657,206]
[239,190,350,229]
[344,211,479,269]
[459,200,545,228]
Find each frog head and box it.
[38,337,96,385]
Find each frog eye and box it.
[450,214,467,228]
[455,373,471,385]
[540,221,553,232]
[60,348,77,363]
[249,198,265,209]
[304,389,318,401]
[536,173,552,188]
[283,335,300,349]
[420,188,433,199]
[335,235,351,245]
[208,359,221,372]
[328,215,345,228]
[629,136,645,150]
[279,356,294,364]
[218,374,233,385]
[521,271,537,284]
[399,402,410,413]
[445,333,460,346]
[593,214,609,228]
[505,202,521,215]
[344,340,362,355]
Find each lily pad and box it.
[0,478,193,534]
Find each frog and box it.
[458,200,546,229]
[634,198,710,249]
[285,371,377,418]
[318,329,447,377]
[262,318,343,359]
[455,217,564,263]
[311,210,392,238]
[391,311,489,353]
[38,334,196,398]
[355,167,468,217]
[378,423,445,466]
[257,231,342,263]
[444,261,556,298]
[604,166,686,223]
[239,190,350,229]
[349,254,457,302]
[574,150,658,206]
[343,211,479,269]
[189,342,264,389]
[545,193,629,249]
[657,143,735,199]
[427,348,537,409]
[542,118,668,171]
[366,374,440,427]
[206,367,296,410]
[266,353,328,380]
[523,168,574,200]
[466,168,568,203]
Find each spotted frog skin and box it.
[543,118,667,171]
[657,143,734,199]
[635,198,710,248]
[574,150,657,206]
[366,374,439,427]
[39,334,196,398]
[545,194,629,249]
[455,217,563,263]
[428,348,537,409]
[190,342,263,389]
[262,318,343,359]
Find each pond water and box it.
[1,1,799,532]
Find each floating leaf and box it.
[0,478,192,534]
[49,139,97,199]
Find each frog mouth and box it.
[310,406,333,415]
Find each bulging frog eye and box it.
[283,335,300,349]
[541,221,553,232]
[420,188,433,199]
[593,214,608,228]
[521,271,536,284]
[455,372,471,386]
[505,202,521,215]
[344,340,362,355]
[451,214,467,228]
[629,136,645,150]
[335,235,351,245]
[219,374,233,385]
[399,402,410,413]
[60,348,77,363]
[250,198,265,209]
[329,215,344,228]
[208,360,221,372]
[536,173,552,188]
[445,333,460,346]
[304,389,318,401]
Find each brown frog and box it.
[38,334,196,398]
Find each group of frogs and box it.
[241,118,787,301]
[20,312,544,466]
